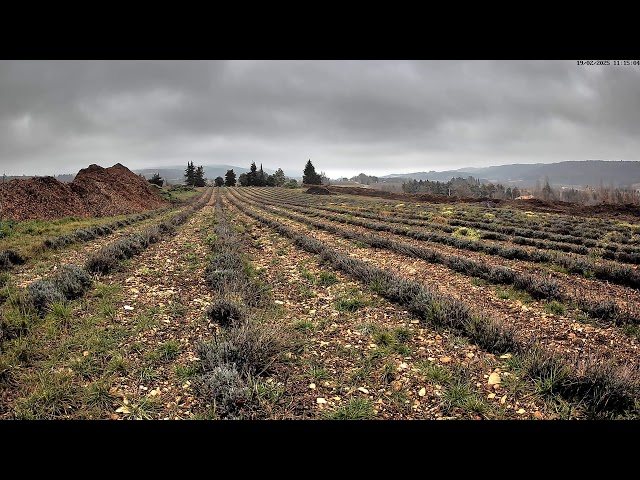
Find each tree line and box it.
[402,176,522,199]
[401,174,640,205]
[148,159,326,189]
[216,159,323,188]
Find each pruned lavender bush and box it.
[227,190,640,418]
[54,264,93,300]
[206,299,244,327]
[194,363,249,419]
[0,250,26,270]
[27,279,65,316]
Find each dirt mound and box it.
[0,176,88,220]
[70,163,167,217]
[305,186,334,195]
[0,163,168,221]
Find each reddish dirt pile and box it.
[326,186,640,220]
[0,163,168,221]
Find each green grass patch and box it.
[134,311,160,332]
[622,323,640,340]
[137,366,160,383]
[495,286,533,303]
[471,277,489,287]
[307,364,329,382]
[298,286,315,300]
[155,340,182,362]
[442,380,475,411]
[174,363,201,381]
[84,379,117,409]
[544,301,566,315]
[293,319,315,333]
[297,266,316,283]
[335,290,369,312]
[418,361,453,385]
[321,397,374,420]
[115,396,161,420]
[14,370,81,419]
[352,240,370,249]
[546,263,569,275]
[159,186,201,203]
[317,271,338,287]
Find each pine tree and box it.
[303,159,321,185]
[272,168,286,187]
[541,176,555,201]
[184,161,196,186]
[225,169,236,187]
[257,164,267,186]
[194,165,206,187]
[247,161,258,186]
[148,172,163,187]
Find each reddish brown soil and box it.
[326,186,640,220]
[0,163,168,221]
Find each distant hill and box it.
[1,174,75,183]
[383,160,640,188]
[134,164,276,185]
[1,165,281,186]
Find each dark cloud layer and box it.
[1,60,638,178]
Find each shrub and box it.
[28,279,65,316]
[54,265,93,300]
[453,227,481,240]
[196,364,250,419]
[561,358,640,417]
[208,252,243,271]
[72,229,97,242]
[0,250,26,270]
[142,225,162,244]
[580,299,619,321]
[205,269,241,292]
[515,275,560,300]
[197,321,286,377]
[157,222,176,235]
[85,249,120,274]
[206,299,244,327]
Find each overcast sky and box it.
[1,60,638,179]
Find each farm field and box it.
[1,185,640,420]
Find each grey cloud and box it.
[0,60,638,178]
